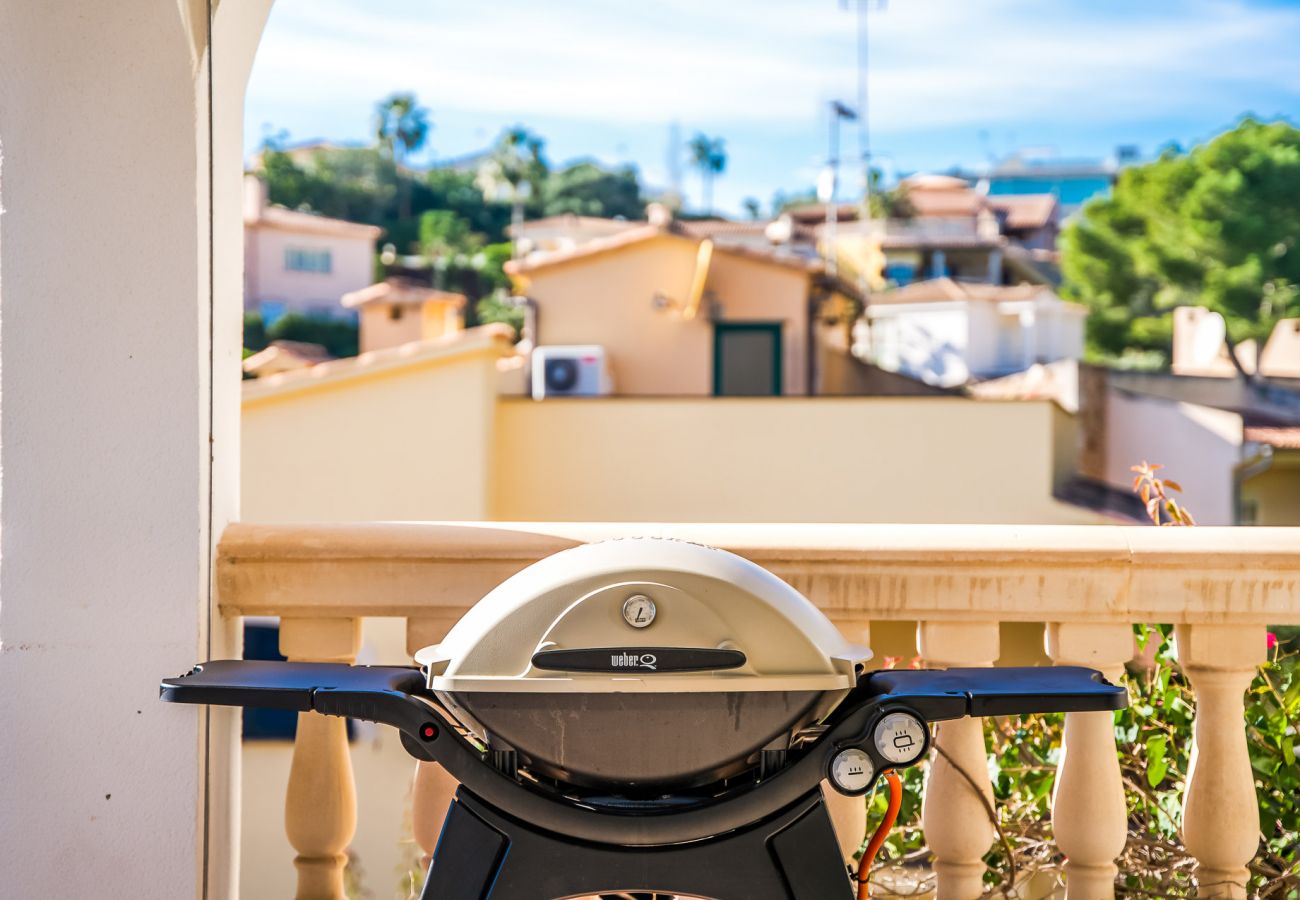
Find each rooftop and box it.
[242,324,514,403]
[242,340,334,378]
[1244,425,1300,449]
[245,203,383,241]
[341,277,467,309]
[987,194,1059,231]
[871,277,1060,306]
[504,222,822,276]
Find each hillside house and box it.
[341,277,466,353]
[243,174,382,322]
[863,278,1086,387]
[506,221,845,396]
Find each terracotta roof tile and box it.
[987,194,1059,230]
[246,204,383,240]
[342,278,466,309]
[871,277,1057,306]
[1245,426,1300,449]
[504,224,822,276]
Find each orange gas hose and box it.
[856,769,903,900]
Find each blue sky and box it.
[245,0,1300,216]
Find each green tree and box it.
[374,92,431,165]
[868,169,914,220]
[1061,118,1300,367]
[478,127,549,236]
[267,314,359,359]
[687,133,727,215]
[542,161,645,220]
[741,197,763,221]
[242,312,359,359]
[419,209,478,261]
[260,143,398,226]
[374,93,431,219]
[258,141,513,255]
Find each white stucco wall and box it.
[0,1,269,897]
[1,4,209,897]
[966,299,1005,376]
[245,225,375,318]
[1104,391,1243,525]
[869,303,971,386]
[873,295,1086,385]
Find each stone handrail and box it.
[218,522,1297,900]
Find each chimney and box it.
[646,202,673,228]
[243,173,268,222]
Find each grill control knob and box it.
[622,594,656,628]
[874,711,928,765]
[829,747,875,795]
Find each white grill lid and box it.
[416,538,870,694]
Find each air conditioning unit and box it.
[531,345,611,399]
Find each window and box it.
[284,246,333,274]
[885,262,916,286]
[242,620,355,741]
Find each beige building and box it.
[800,174,1060,289]
[242,326,1104,526]
[341,277,466,353]
[507,222,838,397]
[243,174,382,320]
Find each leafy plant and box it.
[861,465,1298,897]
[1131,461,1196,526]
[243,312,359,359]
[1060,118,1300,366]
[864,640,1299,897]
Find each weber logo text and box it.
[609,651,658,670]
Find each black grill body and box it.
[161,660,1125,900]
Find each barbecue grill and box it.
[162,538,1126,900]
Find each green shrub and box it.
[865,634,1300,896]
[244,312,359,359]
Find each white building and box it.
[243,174,382,322]
[863,277,1087,387]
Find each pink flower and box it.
[1266,632,1278,651]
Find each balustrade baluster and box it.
[1176,624,1266,899]
[1046,622,1132,899]
[280,616,361,900]
[919,620,999,900]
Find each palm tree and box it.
[477,127,548,255]
[374,93,431,219]
[687,133,727,216]
[374,92,431,164]
[741,197,763,221]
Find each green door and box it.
[713,322,783,396]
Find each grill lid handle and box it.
[530,646,746,673]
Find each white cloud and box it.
[248,0,1300,137]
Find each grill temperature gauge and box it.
[622,594,656,628]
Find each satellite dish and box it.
[817,166,836,204]
[1191,310,1227,366]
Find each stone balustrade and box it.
[216,522,1296,900]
